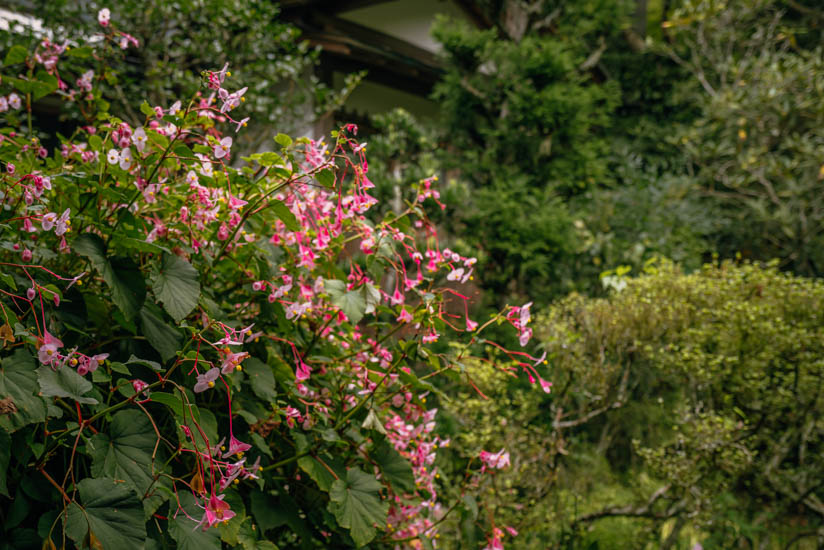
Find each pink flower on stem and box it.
[54,209,71,236]
[234,117,249,133]
[466,318,478,331]
[194,367,220,392]
[8,94,21,110]
[223,435,251,458]
[97,8,110,26]
[37,330,63,366]
[220,351,248,374]
[397,309,413,323]
[479,448,511,471]
[201,494,235,528]
[214,136,232,159]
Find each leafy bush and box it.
[0,13,546,550]
[444,260,824,548]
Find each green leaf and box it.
[0,271,17,291]
[328,468,388,547]
[0,430,10,496]
[243,358,276,403]
[37,365,99,405]
[326,279,367,323]
[139,101,154,118]
[75,234,146,320]
[119,237,171,255]
[0,349,47,432]
[88,134,103,152]
[4,45,27,66]
[89,410,156,495]
[270,200,299,231]
[65,478,146,550]
[168,492,221,550]
[362,283,381,315]
[298,454,344,492]
[334,291,366,325]
[146,130,169,149]
[151,254,200,323]
[139,306,181,362]
[316,169,335,188]
[32,71,58,100]
[65,45,93,59]
[149,392,184,418]
[372,440,415,494]
[274,133,292,148]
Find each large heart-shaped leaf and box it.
[243,358,276,404]
[89,410,156,495]
[65,477,146,550]
[328,468,388,547]
[139,305,181,362]
[75,234,146,320]
[37,365,99,405]
[0,349,47,431]
[151,254,200,323]
[326,280,366,325]
[372,440,415,495]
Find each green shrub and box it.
[442,260,824,548]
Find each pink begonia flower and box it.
[223,435,251,458]
[119,147,133,170]
[54,209,71,236]
[214,136,232,159]
[77,70,94,92]
[6,162,15,174]
[519,326,532,347]
[295,360,312,382]
[131,127,147,153]
[466,318,478,331]
[0,97,8,112]
[194,368,220,393]
[97,8,110,26]
[118,33,139,49]
[397,309,414,323]
[26,287,36,301]
[41,212,57,231]
[219,87,247,113]
[538,377,552,394]
[389,289,404,306]
[168,100,182,116]
[227,194,247,210]
[220,351,248,374]
[77,353,108,376]
[21,249,32,262]
[106,148,119,164]
[201,494,235,529]
[132,379,150,399]
[446,267,464,281]
[37,330,63,366]
[234,117,249,133]
[479,448,511,470]
[217,223,230,241]
[520,301,532,326]
[8,94,21,110]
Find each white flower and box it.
[131,127,147,153]
[119,147,133,170]
[106,149,119,164]
[8,94,21,110]
[97,8,111,26]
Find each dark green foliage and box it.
[443,260,824,547]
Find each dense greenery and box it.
[445,260,824,548]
